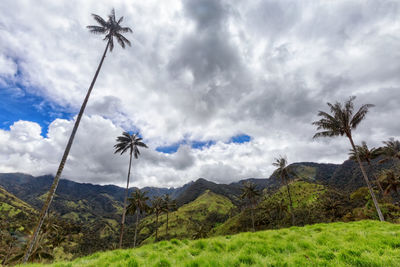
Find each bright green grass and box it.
[21,220,400,267]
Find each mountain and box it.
[0,159,377,220]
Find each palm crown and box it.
[127,189,149,215]
[114,132,148,158]
[349,141,381,165]
[312,96,374,138]
[272,156,293,181]
[240,182,260,202]
[87,8,133,51]
[380,138,400,162]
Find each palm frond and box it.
[109,8,116,22]
[120,26,133,33]
[351,103,374,129]
[87,25,107,34]
[91,14,108,27]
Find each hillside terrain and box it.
[20,220,400,267]
[1,157,400,264]
[136,190,235,244]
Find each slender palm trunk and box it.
[367,162,384,196]
[166,211,169,236]
[348,135,385,221]
[133,210,140,248]
[119,150,133,248]
[283,175,295,225]
[23,41,110,263]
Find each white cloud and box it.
[0,0,400,187]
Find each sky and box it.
[0,0,399,188]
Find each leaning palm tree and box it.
[162,194,176,237]
[23,8,133,263]
[150,197,164,241]
[115,132,148,248]
[127,189,149,248]
[272,156,295,225]
[349,141,384,194]
[312,96,384,221]
[240,182,260,232]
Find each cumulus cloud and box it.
[0,0,399,187]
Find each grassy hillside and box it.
[21,220,400,266]
[213,181,345,236]
[134,190,235,244]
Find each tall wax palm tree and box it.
[312,96,384,221]
[240,182,260,232]
[162,194,176,237]
[114,132,148,248]
[23,8,133,263]
[272,156,295,225]
[349,141,384,194]
[150,197,164,241]
[127,189,149,248]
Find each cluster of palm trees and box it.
[124,191,176,247]
[241,96,400,231]
[113,131,177,246]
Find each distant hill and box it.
[0,159,382,220]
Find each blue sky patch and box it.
[230,134,251,144]
[0,77,72,137]
[156,134,251,154]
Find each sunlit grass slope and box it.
[139,190,235,242]
[23,220,400,267]
[213,181,327,235]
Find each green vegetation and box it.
[20,220,400,267]
[213,181,329,236]
[138,190,235,243]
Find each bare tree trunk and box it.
[133,210,140,248]
[119,151,133,248]
[348,135,385,221]
[23,41,110,263]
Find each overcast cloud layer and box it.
[0,0,399,188]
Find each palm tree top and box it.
[272,156,288,170]
[127,189,149,214]
[381,138,400,160]
[114,132,148,158]
[348,141,381,164]
[240,182,260,200]
[312,96,374,139]
[87,8,133,51]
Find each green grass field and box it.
[21,220,400,267]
